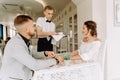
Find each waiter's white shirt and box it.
[0,34,57,80]
[36,17,55,38]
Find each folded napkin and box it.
[51,34,65,47]
[52,34,65,41]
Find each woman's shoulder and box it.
[82,37,88,42]
[82,37,101,43]
[92,38,101,44]
[91,39,101,48]
[95,38,101,41]
[94,38,101,42]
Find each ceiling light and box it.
[60,23,63,26]
[35,0,46,7]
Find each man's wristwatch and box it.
[44,51,48,57]
[55,58,59,64]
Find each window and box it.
[0,24,3,39]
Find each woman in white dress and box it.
[71,20,101,61]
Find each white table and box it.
[32,60,103,80]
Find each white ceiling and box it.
[0,0,71,23]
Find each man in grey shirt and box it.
[0,15,63,80]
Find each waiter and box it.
[36,5,57,52]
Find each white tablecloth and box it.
[32,60,103,80]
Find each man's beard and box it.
[28,32,35,38]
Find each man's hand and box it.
[55,55,64,64]
[45,51,55,58]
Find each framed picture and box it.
[114,0,120,26]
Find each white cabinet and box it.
[54,2,78,53]
[68,14,78,52]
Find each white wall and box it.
[106,0,120,80]
[72,0,93,46]
[92,0,106,41]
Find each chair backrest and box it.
[98,40,107,72]
[0,48,2,69]
[0,48,2,60]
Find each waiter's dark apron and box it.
[37,37,53,51]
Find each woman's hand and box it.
[71,51,79,56]
[71,55,83,60]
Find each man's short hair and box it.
[43,5,54,11]
[14,15,33,27]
